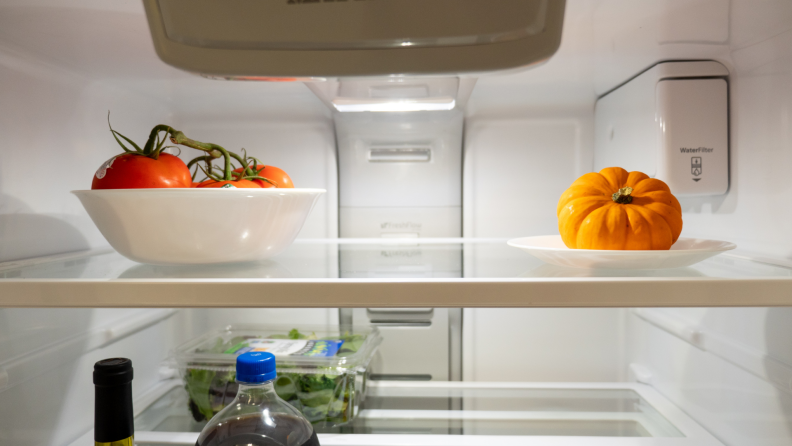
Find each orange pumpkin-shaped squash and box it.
[557,167,683,250]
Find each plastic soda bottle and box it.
[195,351,320,446]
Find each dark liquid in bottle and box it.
[195,413,320,446]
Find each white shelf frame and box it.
[3,243,792,308]
[2,276,792,308]
[126,381,722,446]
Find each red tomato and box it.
[193,180,215,188]
[91,153,192,189]
[233,165,294,188]
[197,179,261,189]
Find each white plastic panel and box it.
[463,119,589,238]
[594,69,660,177]
[337,111,463,209]
[337,110,462,239]
[355,308,452,381]
[588,0,733,95]
[463,309,625,382]
[340,207,461,238]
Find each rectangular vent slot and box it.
[369,148,431,162]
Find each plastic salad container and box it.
[169,324,382,427]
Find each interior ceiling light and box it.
[333,97,456,113]
[201,75,326,82]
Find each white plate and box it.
[74,188,325,265]
[507,235,736,270]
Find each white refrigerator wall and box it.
[595,1,792,445]
[0,13,179,443]
[460,0,622,384]
[460,113,624,381]
[0,309,186,446]
[0,2,791,446]
[0,2,338,445]
[461,2,792,446]
[628,308,792,446]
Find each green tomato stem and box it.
[247,175,277,187]
[107,117,246,183]
[166,129,233,181]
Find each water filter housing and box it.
[595,61,729,196]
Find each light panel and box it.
[333,98,456,113]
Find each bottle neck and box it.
[236,379,278,405]
[94,382,133,444]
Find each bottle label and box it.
[95,436,133,446]
[224,339,343,357]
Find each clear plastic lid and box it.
[170,324,382,374]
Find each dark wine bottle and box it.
[93,358,134,446]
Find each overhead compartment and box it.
[142,0,566,76]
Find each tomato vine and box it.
[107,113,279,187]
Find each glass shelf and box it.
[133,381,722,446]
[1,238,791,308]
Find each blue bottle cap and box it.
[236,351,277,383]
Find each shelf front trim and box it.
[2,277,791,308]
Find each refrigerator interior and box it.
[1,1,792,445]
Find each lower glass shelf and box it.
[133,381,722,445]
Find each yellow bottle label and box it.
[95,436,133,446]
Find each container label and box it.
[95,156,117,179]
[225,338,343,357]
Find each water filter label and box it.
[225,338,343,357]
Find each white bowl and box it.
[507,235,736,269]
[73,188,325,265]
